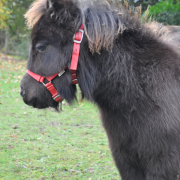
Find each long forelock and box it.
[24,0,47,29]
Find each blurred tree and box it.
[0,0,33,57]
[0,0,11,29]
[147,0,180,25]
[5,0,34,35]
[123,0,159,11]
[0,0,11,54]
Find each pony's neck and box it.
[77,38,137,105]
[78,23,180,112]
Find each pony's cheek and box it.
[50,72,77,104]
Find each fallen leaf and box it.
[8,145,14,149]
[39,177,45,180]
[13,124,18,129]
[10,134,17,138]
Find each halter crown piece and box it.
[27,24,84,102]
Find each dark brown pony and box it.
[20,0,180,179]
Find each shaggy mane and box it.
[147,22,170,38]
[81,1,144,53]
[24,0,46,29]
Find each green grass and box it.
[0,57,119,179]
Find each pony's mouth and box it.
[20,87,60,110]
[22,97,49,109]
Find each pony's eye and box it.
[36,43,48,52]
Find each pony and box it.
[20,0,180,179]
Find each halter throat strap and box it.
[26,24,84,102]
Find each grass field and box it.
[0,54,119,180]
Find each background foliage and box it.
[148,0,180,25]
[0,0,11,29]
[0,0,33,58]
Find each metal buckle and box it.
[73,29,84,44]
[58,70,65,77]
[42,81,51,86]
[53,94,60,100]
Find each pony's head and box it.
[20,0,83,109]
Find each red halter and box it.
[27,24,84,102]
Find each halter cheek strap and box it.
[70,24,84,84]
[27,24,84,103]
[27,69,65,102]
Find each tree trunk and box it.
[5,29,9,55]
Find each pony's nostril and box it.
[20,88,26,97]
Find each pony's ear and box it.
[47,0,64,12]
[46,0,81,27]
[47,0,53,9]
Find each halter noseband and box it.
[27,24,84,102]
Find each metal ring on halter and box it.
[53,94,61,100]
[73,29,84,44]
[42,81,51,86]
